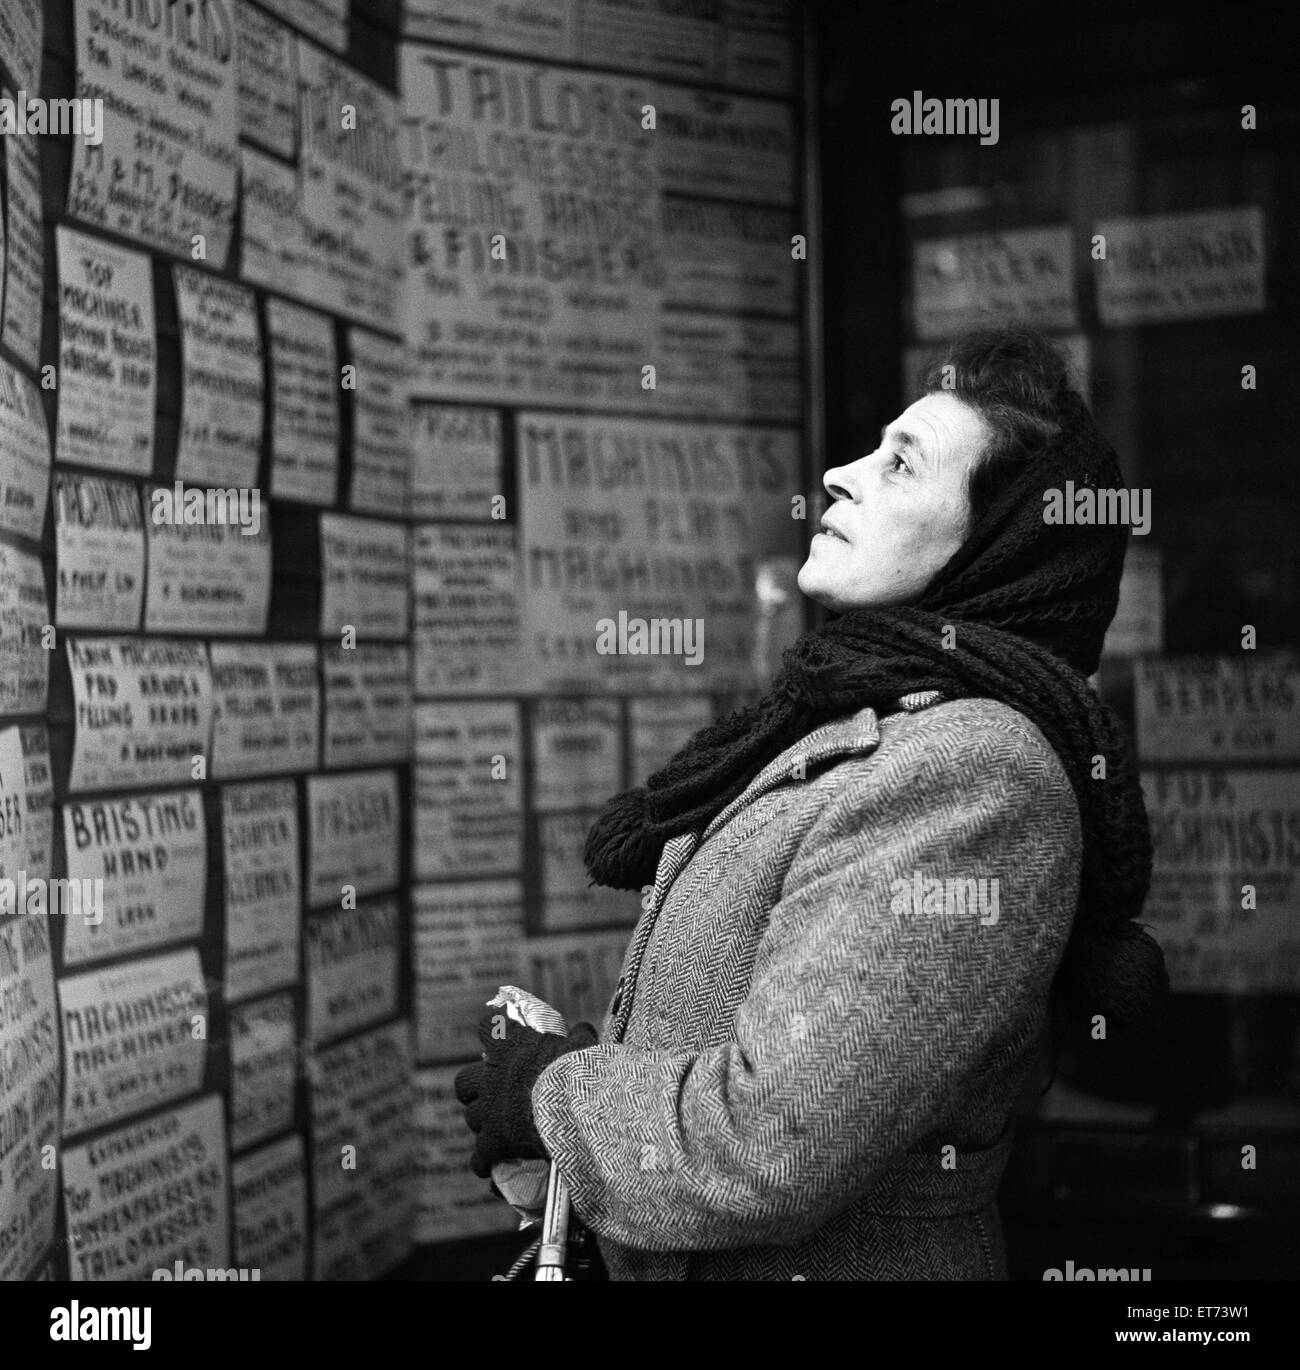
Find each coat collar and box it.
[697,690,942,844]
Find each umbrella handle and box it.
[534,1161,570,1281]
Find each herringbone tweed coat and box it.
[532,693,1083,1280]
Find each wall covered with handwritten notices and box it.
[0,0,416,1283]
[0,0,806,1276]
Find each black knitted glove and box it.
[453,1013,598,1179]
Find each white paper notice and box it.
[58,947,208,1137]
[322,643,412,768]
[67,0,239,264]
[306,769,400,907]
[1143,769,1300,993]
[67,637,212,794]
[911,227,1077,341]
[268,298,339,505]
[0,0,44,92]
[310,1020,415,1280]
[222,779,301,1002]
[413,880,524,1061]
[232,1133,308,1279]
[410,404,501,521]
[145,512,272,636]
[54,473,145,630]
[0,914,59,1282]
[413,524,522,696]
[55,226,156,473]
[319,514,410,640]
[0,542,48,715]
[61,1094,229,1281]
[0,359,51,542]
[61,788,207,966]
[307,896,401,1043]
[1096,207,1266,326]
[209,641,320,778]
[173,267,265,486]
[531,697,622,811]
[230,992,296,1150]
[349,329,411,517]
[236,0,298,160]
[414,702,522,880]
[1135,657,1300,763]
[0,88,44,369]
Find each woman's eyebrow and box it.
[880,424,923,455]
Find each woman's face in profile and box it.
[798,391,992,612]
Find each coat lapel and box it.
[607,704,886,1039]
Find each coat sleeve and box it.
[530,713,1082,1251]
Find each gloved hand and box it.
[454,1013,598,1179]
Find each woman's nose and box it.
[823,465,856,502]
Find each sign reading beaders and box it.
[55,226,156,474]
[58,946,208,1137]
[222,780,301,1002]
[145,506,272,636]
[67,637,212,794]
[0,913,60,1281]
[0,358,51,543]
[61,1094,228,1280]
[67,0,238,265]
[54,473,145,629]
[210,642,320,778]
[61,788,207,967]
[306,769,400,907]
[173,267,264,486]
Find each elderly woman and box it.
[455,326,1166,1280]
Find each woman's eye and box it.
[889,452,911,474]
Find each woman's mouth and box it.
[818,520,850,543]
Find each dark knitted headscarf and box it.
[584,378,1168,1028]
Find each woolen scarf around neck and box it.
[584,389,1168,1027]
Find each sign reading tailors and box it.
[1135,657,1299,762]
[67,637,212,794]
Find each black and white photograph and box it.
[0,0,1294,1345]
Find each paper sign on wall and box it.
[230,992,296,1151]
[209,641,320,778]
[306,769,400,907]
[61,788,207,966]
[55,226,156,473]
[61,1095,229,1280]
[0,542,48,715]
[232,1134,308,1280]
[54,473,144,629]
[0,360,50,543]
[1135,657,1299,762]
[322,643,412,768]
[307,897,401,1043]
[0,102,43,369]
[58,946,208,1137]
[0,914,59,1281]
[319,513,410,640]
[531,698,622,811]
[222,780,301,1002]
[66,637,212,794]
[67,0,238,264]
[268,298,339,505]
[414,703,522,880]
[145,512,272,636]
[410,405,501,521]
